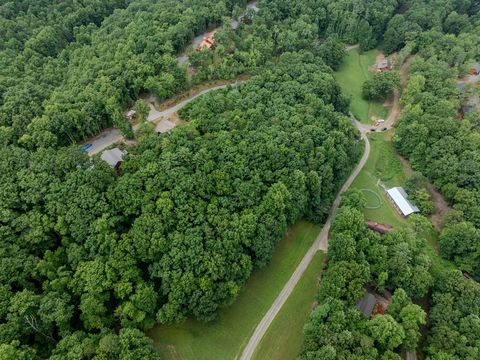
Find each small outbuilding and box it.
[357,293,377,318]
[156,119,176,134]
[377,59,392,72]
[126,110,136,119]
[469,63,480,75]
[197,32,215,50]
[386,187,419,217]
[101,148,125,169]
[366,220,393,234]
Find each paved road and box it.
[84,83,235,155]
[239,125,370,360]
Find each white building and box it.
[386,187,420,217]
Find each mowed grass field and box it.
[350,131,406,227]
[252,251,325,360]
[335,49,389,124]
[148,220,322,360]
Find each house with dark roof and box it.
[356,293,377,317]
[101,148,125,170]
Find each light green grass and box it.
[351,131,406,227]
[251,252,326,360]
[148,220,322,360]
[335,49,389,124]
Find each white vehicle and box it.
[378,119,385,123]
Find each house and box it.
[101,148,125,169]
[156,119,176,134]
[461,94,480,117]
[366,220,393,234]
[386,187,420,217]
[469,63,480,75]
[197,33,215,50]
[357,293,377,317]
[377,59,392,72]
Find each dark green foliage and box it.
[300,205,430,358]
[362,71,400,101]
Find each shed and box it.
[197,33,215,50]
[377,59,392,72]
[101,148,125,168]
[357,293,377,317]
[366,220,393,234]
[470,64,480,75]
[156,119,176,134]
[386,187,420,217]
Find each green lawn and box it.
[148,221,322,360]
[335,49,389,124]
[252,251,325,360]
[351,131,406,227]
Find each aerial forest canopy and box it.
[0,43,359,358]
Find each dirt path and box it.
[399,155,450,229]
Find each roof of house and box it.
[377,59,391,69]
[126,110,136,118]
[156,119,176,134]
[100,148,125,167]
[387,187,420,216]
[357,293,377,317]
[471,63,480,72]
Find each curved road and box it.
[239,125,370,360]
[240,47,404,360]
[85,83,236,155]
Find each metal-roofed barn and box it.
[386,187,420,217]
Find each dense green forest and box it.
[301,194,430,359]
[0,1,360,352]
[2,0,480,358]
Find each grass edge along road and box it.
[148,221,321,360]
[251,251,326,360]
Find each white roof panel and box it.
[156,120,176,134]
[387,187,420,216]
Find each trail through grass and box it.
[148,221,321,360]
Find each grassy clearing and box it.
[148,220,321,360]
[351,131,406,227]
[335,49,389,124]
[251,252,326,360]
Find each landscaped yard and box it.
[335,48,389,124]
[252,252,325,360]
[148,221,322,360]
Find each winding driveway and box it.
[240,46,405,360]
[85,83,236,155]
[239,123,370,360]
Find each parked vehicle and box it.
[81,144,93,152]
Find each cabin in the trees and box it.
[386,187,419,217]
[156,119,176,134]
[377,59,392,72]
[356,293,377,317]
[366,220,393,234]
[197,32,215,50]
[101,148,125,170]
[461,94,480,117]
[469,63,480,75]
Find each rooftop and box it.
[386,187,420,216]
[377,59,391,69]
[101,148,125,167]
[156,119,176,134]
[357,293,377,317]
